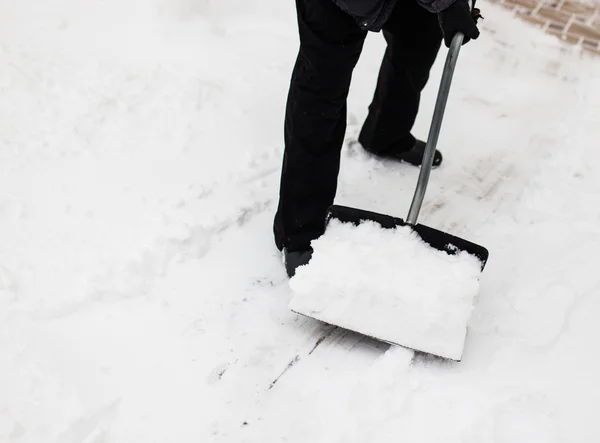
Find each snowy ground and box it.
[1,1,600,442]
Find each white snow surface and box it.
[2,1,600,442]
[289,219,483,360]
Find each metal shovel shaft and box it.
[407,32,464,225]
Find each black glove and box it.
[437,0,482,48]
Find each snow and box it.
[289,219,483,360]
[1,0,600,442]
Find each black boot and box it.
[394,139,443,167]
[284,248,313,278]
[367,139,443,168]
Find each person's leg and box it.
[358,0,442,159]
[274,0,367,253]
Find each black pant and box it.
[274,0,442,252]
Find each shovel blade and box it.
[326,205,489,269]
[288,204,489,361]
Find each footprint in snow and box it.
[0,265,17,303]
[465,393,560,443]
[511,284,575,348]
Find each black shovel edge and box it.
[325,204,489,271]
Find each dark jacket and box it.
[333,0,456,32]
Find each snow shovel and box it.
[289,33,489,361]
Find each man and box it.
[274,0,481,277]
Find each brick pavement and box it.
[486,0,600,55]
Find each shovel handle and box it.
[406,32,464,225]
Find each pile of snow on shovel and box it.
[289,219,484,360]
